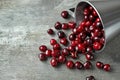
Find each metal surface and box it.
[0,0,120,80]
[74,1,120,52]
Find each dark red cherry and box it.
[67,46,75,52]
[69,33,76,41]
[47,29,54,35]
[68,21,76,29]
[66,60,74,69]
[70,52,78,59]
[62,48,69,56]
[39,45,47,52]
[96,61,104,69]
[62,23,69,30]
[84,61,92,69]
[77,43,86,52]
[58,55,66,63]
[85,53,94,60]
[51,50,60,57]
[54,22,62,30]
[93,42,103,50]
[38,53,47,61]
[61,11,69,19]
[92,10,98,17]
[57,31,66,38]
[53,43,61,50]
[103,64,111,71]
[45,49,52,57]
[85,21,92,27]
[50,39,57,46]
[84,8,90,16]
[75,61,83,69]
[50,57,58,67]
[60,38,68,46]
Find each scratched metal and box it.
[0,0,120,80]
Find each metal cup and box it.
[69,0,120,52]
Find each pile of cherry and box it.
[38,5,111,80]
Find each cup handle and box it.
[68,8,75,18]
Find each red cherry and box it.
[62,23,69,30]
[86,46,93,53]
[61,11,69,19]
[60,38,68,45]
[53,43,61,50]
[51,50,60,58]
[96,61,104,69]
[70,52,78,59]
[84,8,90,16]
[75,61,83,69]
[92,10,98,17]
[72,28,79,34]
[45,49,52,57]
[86,75,95,80]
[38,53,47,61]
[88,6,93,11]
[84,61,92,69]
[77,43,86,52]
[89,14,95,21]
[77,32,87,41]
[94,28,102,37]
[50,57,58,67]
[62,48,69,56]
[100,37,105,45]
[85,53,94,60]
[77,25,85,33]
[39,45,47,52]
[71,41,77,47]
[58,55,66,63]
[103,64,111,71]
[84,15,89,21]
[69,33,76,41]
[54,22,62,30]
[84,38,93,46]
[85,21,92,27]
[89,25,97,32]
[68,21,76,29]
[57,31,66,38]
[50,39,57,46]
[67,45,75,52]
[66,60,74,69]
[47,29,54,35]
[93,42,103,50]
[95,18,101,22]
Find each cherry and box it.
[58,55,66,63]
[39,45,47,52]
[84,15,89,21]
[72,28,79,34]
[89,14,95,22]
[54,22,62,30]
[70,52,78,59]
[45,49,52,57]
[88,6,93,11]
[84,8,90,16]
[38,53,47,61]
[84,38,93,46]
[66,60,74,69]
[100,37,105,44]
[53,43,61,50]
[69,33,76,41]
[77,32,87,40]
[61,48,69,56]
[67,45,75,52]
[60,38,68,45]
[47,29,54,35]
[85,21,92,27]
[50,39,57,46]
[57,31,66,38]
[94,28,102,37]
[77,43,86,52]
[75,61,83,69]
[71,41,77,47]
[86,75,95,80]
[89,25,96,32]
[50,57,58,67]
[61,11,69,19]
[92,10,98,17]
[95,18,100,22]
[93,41,103,50]
[95,21,102,28]
[62,23,69,30]
[68,21,76,29]
[51,50,60,58]
[85,53,94,60]
[84,61,92,69]
[103,64,111,71]
[86,46,93,53]
[96,61,104,69]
